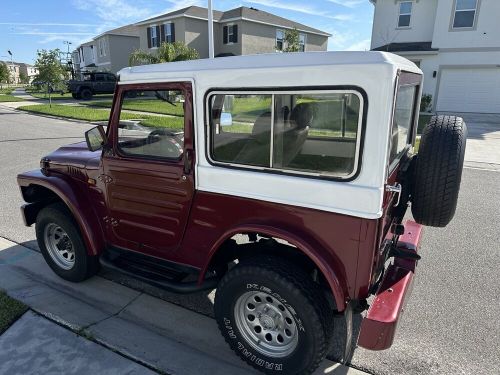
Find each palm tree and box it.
[129,41,199,66]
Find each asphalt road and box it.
[0,105,499,375]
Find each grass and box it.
[87,99,184,116]
[0,94,24,102]
[17,104,184,129]
[0,291,28,334]
[30,92,114,101]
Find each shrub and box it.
[420,93,432,112]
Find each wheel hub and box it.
[234,290,299,358]
[43,223,75,270]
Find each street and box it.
[0,104,499,374]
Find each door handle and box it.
[386,183,402,207]
[183,149,193,175]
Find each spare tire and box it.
[411,115,467,227]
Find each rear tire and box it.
[36,203,99,282]
[214,256,333,375]
[411,115,467,227]
[71,92,78,99]
[80,88,93,100]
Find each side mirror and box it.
[85,125,107,152]
[220,112,233,127]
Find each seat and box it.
[279,103,312,166]
[233,112,272,167]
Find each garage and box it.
[436,67,500,113]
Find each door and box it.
[437,68,500,113]
[101,82,195,258]
[94,73,107,94]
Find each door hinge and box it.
[386,183,402,207]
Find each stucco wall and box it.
[432,0,500,49]
[184,18,211,58]
[371,0,438,49]
[108,35,140,73]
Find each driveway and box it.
[439,112,500,169]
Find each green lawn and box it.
[86,98,185,117]
[0,94,24,102]
[17,104,184,129]
[0,291,28,334]
[30,92,114,101]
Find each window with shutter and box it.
[147,27,152,48]
[224,25,238,44]
[223,26,228,44]
[165,23,174,43]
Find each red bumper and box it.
[357,220,423,350]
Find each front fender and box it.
[199,224,347,312]
[17,170,105,256]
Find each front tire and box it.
[215,256,333,375]
[36,203,99,282]
[80,88,93,100]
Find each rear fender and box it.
[199,224,347,312]
[18,170,105,256]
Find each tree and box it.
[283,28,301,52]
[129,41,199,66]
[0,62,9,88]
[34,49,68,89]
[19,72,30,85]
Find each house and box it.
[370,0,500,114]
[72,25,140,78]
[134,5,330,58]
[18,63,38,83]
[1,61,20,84]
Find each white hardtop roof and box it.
[118,51,421,83]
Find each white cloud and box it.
[326,0,365,8]
[345,38,371,51]
[244,0,354,21]
[0,22,99,27]
[72,0,153,23]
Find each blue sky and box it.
[0,0,374,64]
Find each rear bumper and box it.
[357,220,423,350]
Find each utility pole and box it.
[7,50,13,86]
[208,0,214,59]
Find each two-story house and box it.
[370,0,500,114]
[135,5,330,58]
[72,25,140,78]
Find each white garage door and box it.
[437,68,500,113]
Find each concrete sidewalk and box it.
[0,237,368,375]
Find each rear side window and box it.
[389,85,417,165]
[208,90,364,179]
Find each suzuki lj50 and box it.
[18,52,466,374]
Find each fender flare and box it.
[199,224,347,312]
[18,170,105,256]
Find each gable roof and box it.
[135,6,331,37]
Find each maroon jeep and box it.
[17,52,467,374]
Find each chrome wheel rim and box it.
[234,291,299,358]
[43,223,75,270]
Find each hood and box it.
[42,141,101,177]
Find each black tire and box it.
[71,92,78,99]
[36,203,99,282]
[411,115,467,227]
[215,256,333,375]
[80,88,93,100]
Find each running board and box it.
[99,252,219,294]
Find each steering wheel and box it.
[148,129,177,137]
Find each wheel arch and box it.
[199,224,347,312]
[18,171,105,256]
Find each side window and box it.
[211,94,272,167]
[95,74,105,82]
[390,85,417,165]
[398,1,413,28]
[452,0,477,28]
[209,91,363,178]
[117,89,185,160]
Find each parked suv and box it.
[18,52,467,375]
[67,72,117,100]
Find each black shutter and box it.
[223,26,228,44]
[232,25,238,43]
[155,25,161,47]
[147,27,152,48]
[171,23,175,43]
[160,24,165,44]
